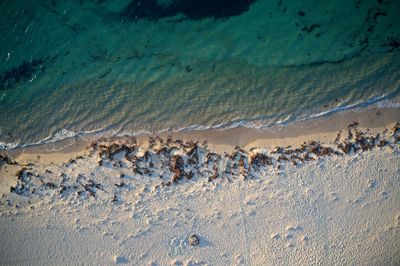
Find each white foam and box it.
[1,93,399,151]
[0,141,19,150]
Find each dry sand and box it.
[0,106,399,265]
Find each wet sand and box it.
[3,105,399,161]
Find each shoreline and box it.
[163,105,400,153]
[2,105,399,163]
[1,105,399,265]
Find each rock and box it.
[209,163,219,181]
[188,234,200,246]
[170,155,186,182]
[250,153,272,167]
[0,155,17,165]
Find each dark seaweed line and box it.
[3,122,399,204]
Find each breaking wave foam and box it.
[1,94,399,151]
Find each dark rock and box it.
[238,157,247,177]
[114,182,126,188]
[290,154,304,163]
[277,155,289,162]
[187,171,194,179]
[170,155,186,182]
[112,194,121,203]
[271,147,284,154]
[187,144,199,165]
[209,163,219,181]
[82,179,103,197]
[303,153,315,161]
[348,122,359,129]
[188,234,200,246]
[337,142,353,154]
[206,152,221,164]
[250,153,272,167]
[44,182,57,189]
[0,155,17,165]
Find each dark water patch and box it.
[0,58,47,92]
[366,7,387,23]
[297,11,305,16]
[301,24,320,33]
[382,37,400,52]
[119,0,177,21]
[119,0,257,21]
[283,48,399,69]
[284,57,348,68]
[373,10,387,22]
[277,0,287,13]
[185,65,193,73]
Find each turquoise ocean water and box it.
[0,0,399,149]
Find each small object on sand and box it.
[188,234,200,246]
[114,182,126,188]
[113,255,128,264]
[348,121,359,129]
[112,194,121,203]
[0,155,17,165]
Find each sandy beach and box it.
[1,0,400,264]
[0,106,399,265]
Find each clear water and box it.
[0,0,399,149]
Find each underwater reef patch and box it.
[0,58,47,92]
[119,0,258,21]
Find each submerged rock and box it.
[119,0,257,21]
[0,58,47,91]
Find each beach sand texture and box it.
[1,110,399,265]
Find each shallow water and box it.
[0,0,399,149]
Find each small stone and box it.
[113,255,128,264]
[286,242,295,248]
[285,234,294,240]
[271,233,280,240]
[188,234,200,246]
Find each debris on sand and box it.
[188,234,200,246]
[6,123,399,203]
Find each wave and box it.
[295,93,400,124]
[1,93,399,151]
